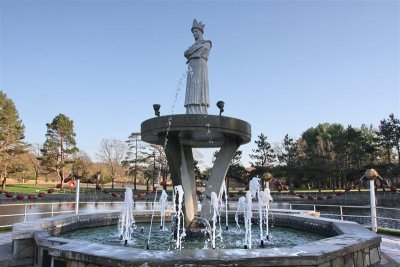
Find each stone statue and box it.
[184,19,212,114]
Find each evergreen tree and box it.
[300,124,334,190]
[277,134,298,166]
[213,150,245,193]
[249,133,276,168]
[0,91,27,190]
[379,114,400,165]
[377,114,398,164]
[40,114,78,184]
[276,134,299,187]
[124,132,147,190]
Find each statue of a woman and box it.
[184,19,212,114]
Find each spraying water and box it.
[249,177,264,246]
[118,188,136,245]
[174,185,186,249]
[244,191,253,249]
[159,190,168,230]
[235,191,253,248]
[210,192,219,249]
[249,177,260,198]
[235,196,246,228]
[218,180,229,230]
[263,186,273,240]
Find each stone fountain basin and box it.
[141,114,251,147]
[11,211,381,267]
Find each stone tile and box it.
[331,257,345,267]
[379,234,400,264]
[370,247,380,265]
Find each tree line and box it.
[1,90,399,192]
[246,119,400,190]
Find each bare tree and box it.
[28,143,42,185]
[97,138,127,189]
[140,144,168,191]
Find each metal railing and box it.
[0,201,170,229]
[0,201,399,230]
[287,203,400,228]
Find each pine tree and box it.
[249,133,276,168]
[0,91,27,190]
[40,114,78,184]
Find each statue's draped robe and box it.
[184,40,212,114]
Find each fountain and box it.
[159,189,168,230]
[118,188,136,245]
[7,19,382,267]
[141,19,251,233]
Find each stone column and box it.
[201,139,240,219]
[180,145,197,224]
[165,135,197,226]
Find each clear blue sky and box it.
[1,0,399,168]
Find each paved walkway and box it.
[0,232,11,246]
[0,231,399,266]
[376,234,400,266]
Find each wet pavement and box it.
[376,234,400,266]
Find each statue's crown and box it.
[191,19,205,33]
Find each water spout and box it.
[118,188,136,244]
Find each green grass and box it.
[4,184,54,194]
[377,227,400,237]
[0,226,12,232]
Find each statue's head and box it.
[191,19,205,34]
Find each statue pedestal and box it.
[141,114,251,226]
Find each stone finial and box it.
[365,169,378,181]
[262,172,273,182]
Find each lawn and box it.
[3,184,54,194]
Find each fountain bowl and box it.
[141,114,251,148]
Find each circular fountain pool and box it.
[11,211,382,266]
[61,222,325,250]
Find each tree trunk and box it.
[134,173,137,191]
[387,148,391,164]
[1,166,8,191]
[397,145,400,165]
[57,168,64,185]
[1,177,6,191]
[34,167,39,185]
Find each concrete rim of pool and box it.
[10,210,381,266]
